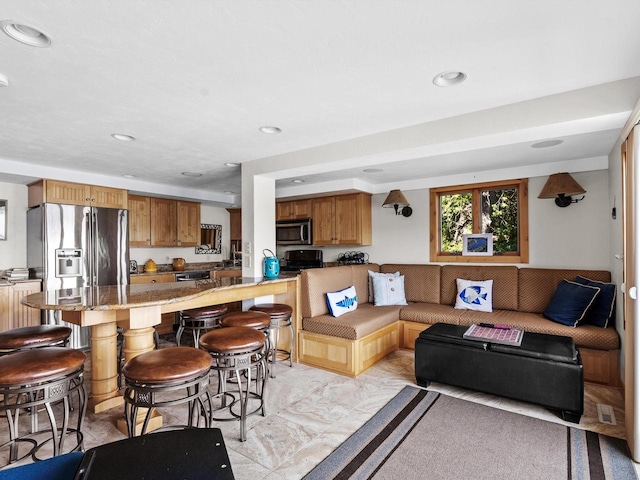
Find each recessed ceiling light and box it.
[1,21,52,47]
[122,174,136,178]
[0,73,8,87]
[531,139,564,149]
[224,191,234,195]
[291,179,305,184]
[259,126,282,134]
[111,133,136,141]
[181,172,203,177]
[224,162,240,167]
[363,168,383,173]
[433,71,467,87]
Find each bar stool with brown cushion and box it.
[0,325,72,355]
[122,346,213,437]
[0,347,87,467]
[176,305,228,347]
[249,303,293,378]
[199,326,268,441]
[220,311,270,331]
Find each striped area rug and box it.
[304,386,636,480]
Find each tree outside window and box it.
[431,179,529,263]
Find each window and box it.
[430,178,529,263]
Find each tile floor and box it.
[1,347,634,478]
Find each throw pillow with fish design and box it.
[326,285,358,317]
[454,278,493,312]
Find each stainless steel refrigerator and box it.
[27,203,129,348]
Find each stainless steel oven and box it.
[276,219,312,245]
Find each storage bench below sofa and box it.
[415,323,584,422]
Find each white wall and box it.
[129,204,231,268]
[302,171,610,269]
[608,138,626,375]
[0,182,28,270]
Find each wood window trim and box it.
[429,178,529,264]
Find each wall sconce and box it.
[382,189,413,217]
[538,172,586,207]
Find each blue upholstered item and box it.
[326,285,358,317]
[574,275,616,328]
[543,279,601,327]
[0,452,83,480]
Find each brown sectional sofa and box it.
[297,263,620,385]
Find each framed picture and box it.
[462,233,493,256]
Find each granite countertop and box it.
[22,273,298,311]
[0,278,42,286]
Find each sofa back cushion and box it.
[300,264,380,318]
[380,264,440,304]
[441,265,519,311]
[518,268,611,314]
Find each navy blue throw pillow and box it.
[574,276,616,328]
[543,280,601,327]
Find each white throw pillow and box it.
[454,278,493,313]
[372,274,408,306]
[368,270,400,303]
[326,285,358,317]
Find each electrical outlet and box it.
[244,254,251,268]
[244,241,251,254]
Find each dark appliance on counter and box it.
[281,249,324,273]
[27,203,129,349]
[276,218,312,245]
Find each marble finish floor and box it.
[1,348,631,478]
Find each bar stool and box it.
[0,325,72,355]
[199,326,268,442]
[0,347,87,466]
[122,346,213,437]
[249,303,293,378]
[220,311,270,331]
[176,305,228,347]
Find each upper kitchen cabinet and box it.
[276,199,312,221]
[129,196,200,247]
[128,195,151,246]
[227,208,242,241]
[176,200,201,246]
[150,198,200,247]
[28,179,128,209]
[312,193,372,246]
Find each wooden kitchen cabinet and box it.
[28,179,128,209]
[227,208,242,241]
[177,200,201,246]
[276,199,312,221]
[0,281,42,332]
[128,195,151,246]
[130,273,175,334]
[312,193,372,246]
[131,197,200,247]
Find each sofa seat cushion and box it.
[456,309,619,350]
[302,303,402,340]
[399,303,463,325]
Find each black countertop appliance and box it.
[281,249,323,272]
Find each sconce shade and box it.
[538,173,585,198]
[538,172,586,208]
[382,189,410,208]
[382,189,411,216]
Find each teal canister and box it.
[263,249,280,279]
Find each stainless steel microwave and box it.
[276,219,312,245]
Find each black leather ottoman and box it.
[415,323,584,423]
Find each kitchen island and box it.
[22,275,299,414]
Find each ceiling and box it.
[1,1,640,206]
